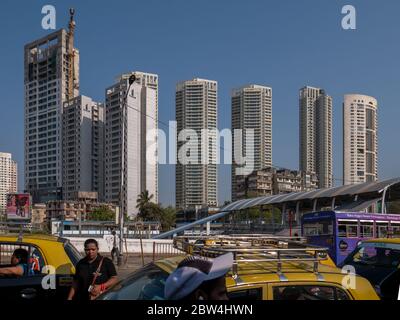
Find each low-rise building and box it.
[31,203,47,225]
[234,167,318,200]
[46,199,116,221]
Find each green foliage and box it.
[387,201,400,214]
[135,191,177,231]
[90,205,115,221]
[159,206,177,231]
[136,190,154,212]
[138,202,163,221]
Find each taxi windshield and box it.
[348,242,400,268]
[98,264,168,300]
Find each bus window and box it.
[360,221,374,238]
[337,221,358,238]
[376,222,389,238]
[303,221,333,236]
[390,224,400,238]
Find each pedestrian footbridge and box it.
[154,177,400,239]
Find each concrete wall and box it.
[67,236,180,255]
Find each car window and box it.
[64,241,82,266]
[0,242,45,275]
[99,264,168,300]
[350,243,400,267]
[273,285,350,300]
[228,288,263,300]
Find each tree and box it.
[388,201,400,214]
[136,190,155,219]
[160,206,176,231]
[90,206,115,221]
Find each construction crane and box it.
[67,8,77,99]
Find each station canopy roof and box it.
[221,177,400,212]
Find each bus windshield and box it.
[303,220,333,236]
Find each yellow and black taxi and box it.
[0,233,82,300]
[98,235,379,300]
[340,238,400,300]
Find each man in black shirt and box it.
[68,239,118,301]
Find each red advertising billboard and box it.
[6,193,31,220]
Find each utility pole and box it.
[118,74,136,266]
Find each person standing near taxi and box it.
[67,239,118,301]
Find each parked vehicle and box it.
[339,238,400,300]
[301,211,400,265]
[0,234,82,300]
[97,235,379,300]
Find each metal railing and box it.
[0,222,48,234]
[221,223,286,234]
[56,221,161,239]
[172,235,329,278]
[152,242,183,262]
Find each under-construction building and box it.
[24,10,80,203]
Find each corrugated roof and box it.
[223,177,400,212]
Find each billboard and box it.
[6,193,31,220]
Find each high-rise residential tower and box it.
[176,78,218,210]
[231,85,272,201]
[62,96,105,201]
[104,72,158,218]
[24,17,79,203]
[343,94,378,185]
[0,152,17,213]
[299,86,333,189]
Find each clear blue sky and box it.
[0,0,399,206]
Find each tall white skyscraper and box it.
[231,85,272,201]
[176,78,218,210]
[0,152,17,212]
[104,72,158,217]
[62,96,104,201]
[24,26,79,203]
[343,94,378,185]
[299,86,333,188]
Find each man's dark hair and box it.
[13,248,28,264]
[84,238,99,248]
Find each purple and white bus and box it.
[301,211,400,265]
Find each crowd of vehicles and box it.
[302,211,400,265]
[98,235,380,300]
[1,211,400,300]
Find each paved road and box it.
[103,253,181,279]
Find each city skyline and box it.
[343,94,378,185]
[24,28,79,203]
[176,78,218,210]
[231,84,273,202]
[299,86,333,189]
[105,72,159,217]
[0,152,17,212]
[1,1,399,207]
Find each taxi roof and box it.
[156,255,342,276]
[0,233,63,243]
[154,254,375,298]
